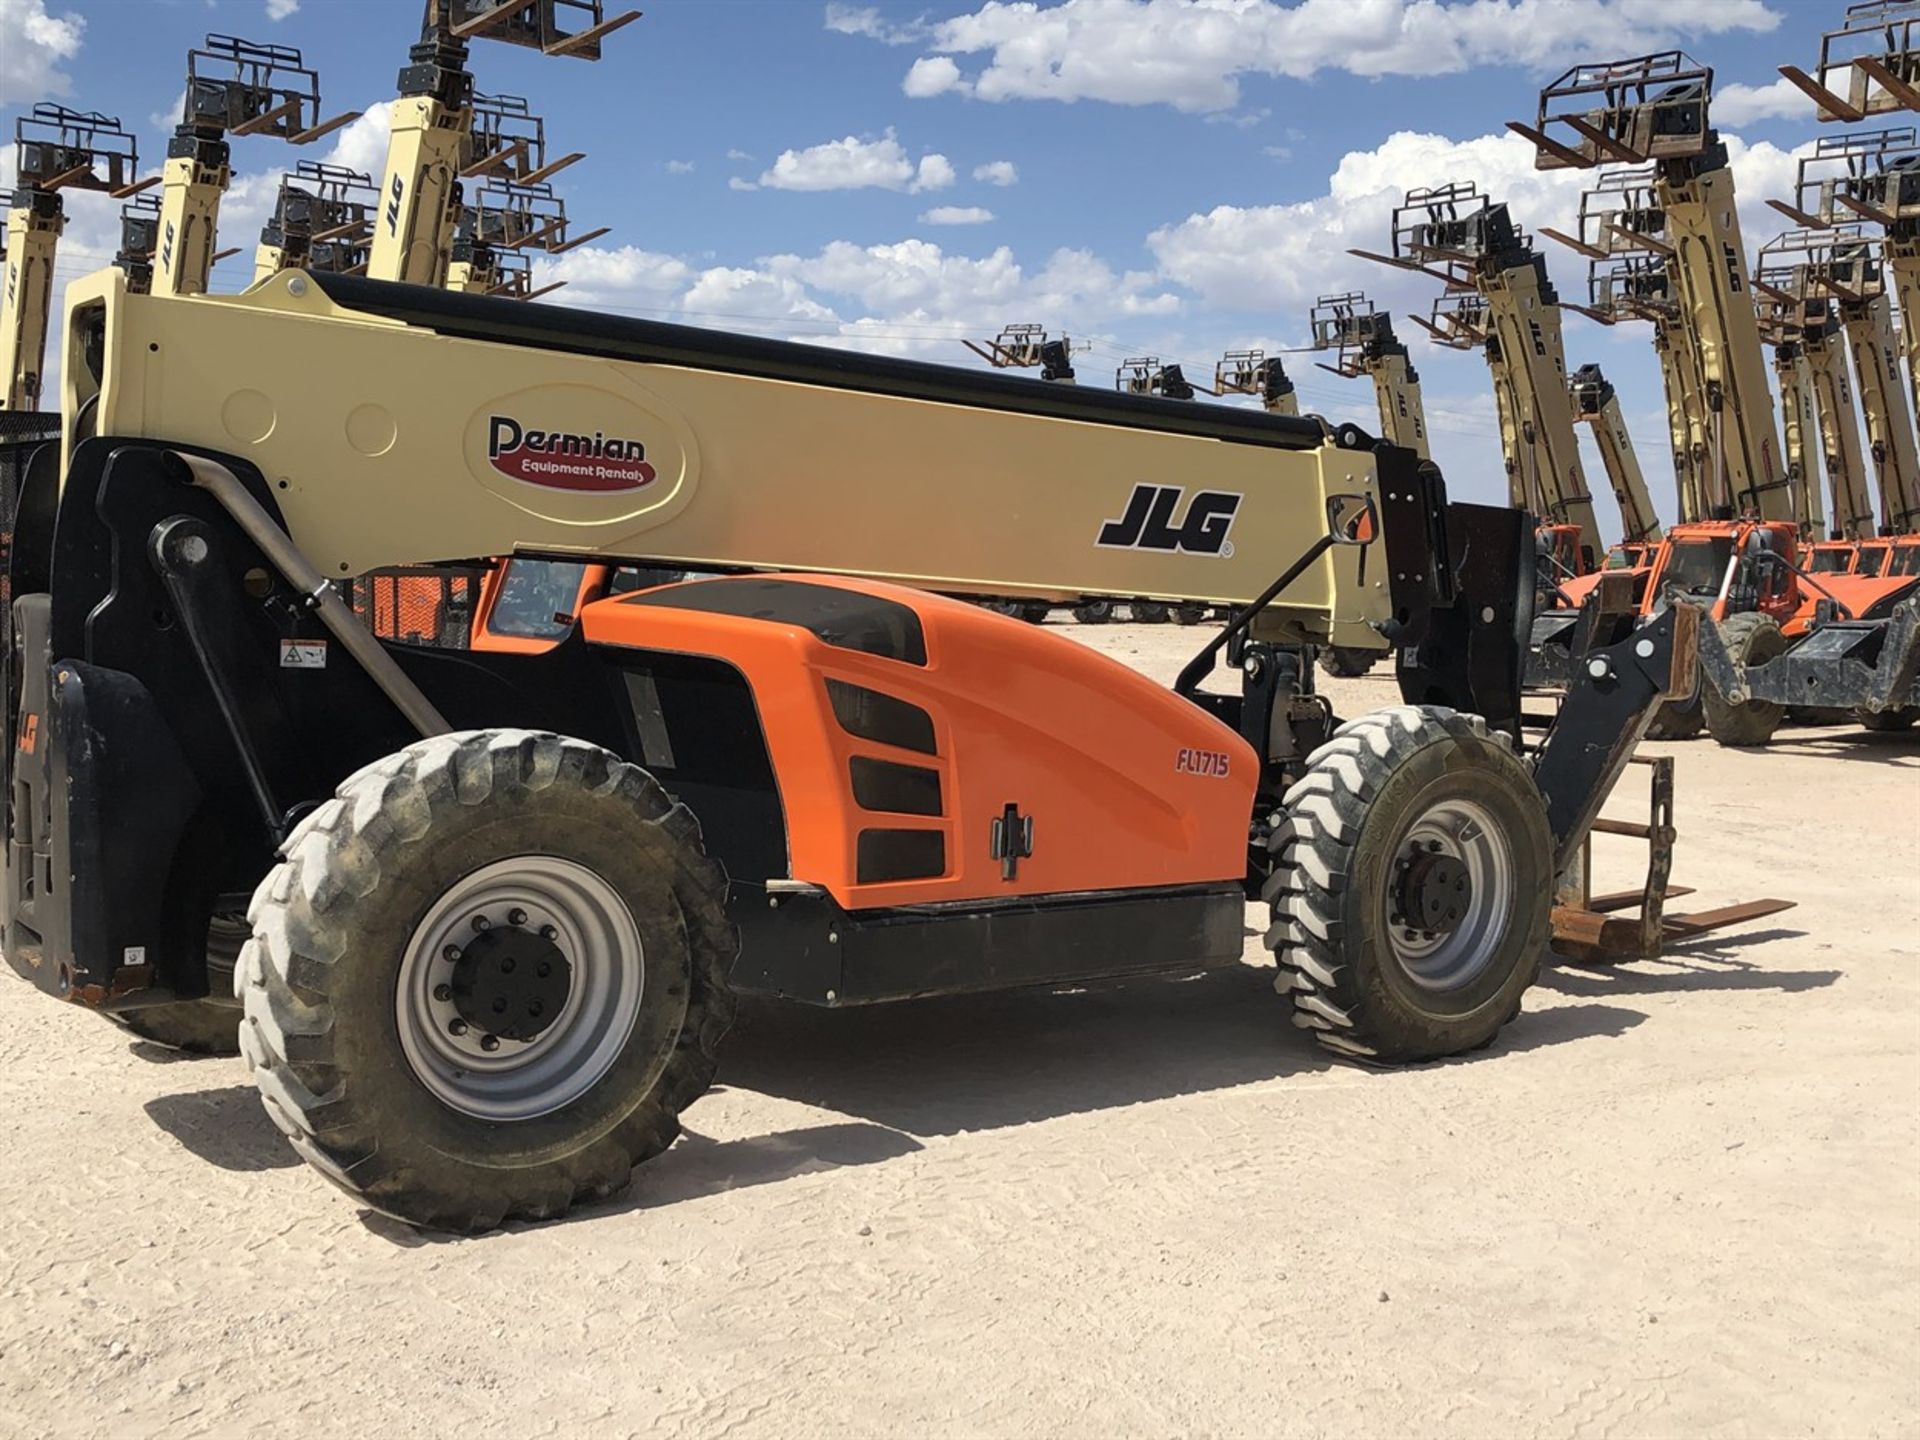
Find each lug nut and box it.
[480,1034,501,1053]
[500,957,516,974]
[508,908,527,927]
[442,944,462,963]
[433,984,452,1002]
[529,1000,544,1017]
[540,924,558,941]
[471,915,492,932]
[449,1019,469,1037]
[536,962,552,978]
[1425,840,1442,853]
[493,997,508,1014]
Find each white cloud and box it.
[1143,126,1808,313]
[726,148,754,162]
[266,0,300,20]
[729,177,759,191]
[666,159,696,174]
[756,132,955,193]
[973,159,1019,186]
[1715,76,1806,127]
[904,55,967,98]
[897,0,1781,113]
[913,153,957,192]
[921,205,996,225]
[0,0,85,107]
[824,3,933,44]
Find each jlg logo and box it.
[386,175,404,236]
[1097,484,1242,558]
[158,221,175,275]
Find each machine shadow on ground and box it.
[139,959,1649,1242]
[1542,929,1837,999]
[716,961,1648,1138]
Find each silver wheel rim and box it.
[395,856,643,1121]
[1384,798,1514,992]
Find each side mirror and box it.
[1327,493,1378,546]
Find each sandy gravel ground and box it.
[2,621,1916,1439]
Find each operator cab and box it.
[1805,541,1858,575]
[473,557,695,651]
[1650,521,1798,624]
[1857,541,1892,577]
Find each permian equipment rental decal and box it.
[487,416,658,493]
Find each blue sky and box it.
[1,0,1858,517]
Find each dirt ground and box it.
[2,620,1916,1439]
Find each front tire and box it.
[1131,602,1171,624]
[1263,706,1551,1062]
[1071,600,1113,625]
[1317,645,1379,678]
[1703,613,1787,748]
[1645,683,1704,740]
[237,730,737,1232]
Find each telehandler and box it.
[0,257,1705,1230]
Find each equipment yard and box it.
[3,620,1913,1440]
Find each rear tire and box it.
[1264,706,1551,1062]
[237,730,737,1232]
[1172,603,1209,626]
[108,916,249,1056]
[1018,602,1051,625]
[1857,706,1919,732]
[1071,600,1113,625]
[1317,645,1379,678]
[1702,613,1787,748]
[1131,602,1171,624]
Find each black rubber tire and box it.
[1263,705,1551,1063]
[114,999,242,1055]
[1131,602,1172,624]
[1018,602,1052,625]
[1071,601,1113,625]
[237,730,737,1233]
[1317,645,1379,679]
[1172,603,1209,626]
[1857,706,1920,732]
[1645,683,1704,740]
[1703,613,1787,748]
[108,916,249,1056]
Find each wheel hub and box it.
[1396,850,1471,936]
[449,925,572,1043]
[395,856,645,1122]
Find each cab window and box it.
[487,560,589,639]
[1807,547,1852,574]
[1658,537,1733,597]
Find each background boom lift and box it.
[1779,2,1920,124]
[1514,54,1787,522]
[1756,250,1876,538]
[961,323,1077,383]
[368,2,637,287]
[1307,292,1431,458]
[1568,364,1664,543]
[1355,183,1603,567]
[1753,292,1831,538]
[1763,227,1920,533]
[1549,167,1709,524]
[1213,348,1296,415]
[147,35,357,299]
[1774,125,1920,434]
[0,106,146,413]
[254,162,378,283]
